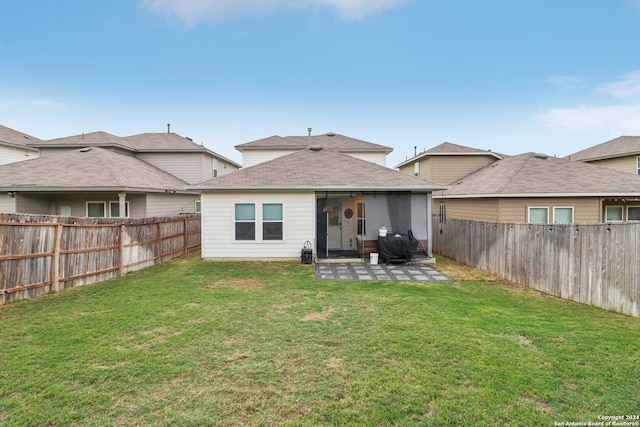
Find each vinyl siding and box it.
[135,152,209,184]
[585,156,637,175]
[436,196,601,223]
[431,155,497,184]
[201,191,315,260]
[242,150,299,168]
[0,194,16,213]
[498,197,601,223]
[0,145,38,165]
[146,193,201,217]
[347,152,387,166]
[434,198,500,222]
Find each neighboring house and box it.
[395,142,503,185]
[436,152,640,224]
[235,132,393,168]
[191,145,445,261]
[0,147,199,217]
[0,124,41,165]
[566,136,640,175]
[29,130,241,184]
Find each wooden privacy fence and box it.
[0,213,201,305]
[433,218,640,318]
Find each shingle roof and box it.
[192,146,445,191]
[30,131,136,151]
[0,147,190,192]
[125,132,206,151]
[444,152,640,197]
[395,142,503,168]
[566,136,640,161]
[235,133,393,153]
[0,124,42,150]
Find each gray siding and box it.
[146,193,201,217]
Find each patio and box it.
[315,262,453,282]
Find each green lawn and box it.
[1,255,639,426]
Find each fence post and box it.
[118,224,125,276]
[156,221,163,264]
[52,224,63,292]
[184,218,188,256]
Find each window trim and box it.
[553,206,574,224]
[527,206,549,224]
[262,203,283,241]
[234,203,256,241]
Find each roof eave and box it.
[395,151,502,168]
[435,192,640,198]
[192,185,446,192]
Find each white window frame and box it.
[414,162,420,176]
[195,199,201,213]
[86,201,107,218]
[553,206,574,224]
[262,203,283,241]
[605,206,624,222]
[627,205,640,222]
[109,201,130,218]
[234,203,256,241]
[527,206,549,224]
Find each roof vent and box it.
[80,147,92,152]
[326,132,335,137]
[309,145,323,152]
[534,153,549,160]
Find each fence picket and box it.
[433,218,640,318]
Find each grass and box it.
[1,254,639,426]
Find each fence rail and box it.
[0,213,201,305]
[433,218,640,318]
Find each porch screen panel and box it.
[410,193,428,240]
[387,192,412,236]
[363,194,391,240]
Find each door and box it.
[327,203,342,249]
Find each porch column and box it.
[426,192,433,257]
[118,192,127,218]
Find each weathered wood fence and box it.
[433,218,640,318]
[0,213,201,305]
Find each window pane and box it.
[263,222,283,240]
[235,223,255,240]
[87,202,105,218]
[263,204,282,221]
[110,203,120,217]
[628,207,640,221]
[529,207,548,224]
[235,204,255,220]
[195,200,201,213]
[606,206,623,221]
[554,207,573,224]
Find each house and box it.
[0,126,242,217]
[395,142,503,185]
[235,132,393,168]
[566,136,640,175]
[0,124,41,165]
[191,144,445,261]
[0,146,199,217]
[434,152,640,224]
[29,130,241,184]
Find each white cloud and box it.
[544,75,588,91]
[597,70,640,99]
[539,103,640,134]
[140,0,408,24]
[539,71,640,134]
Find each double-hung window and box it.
[553,207,573,224]
[87,202,106,218]
[606,206,623,222]
[528,207,549,224]
[628,206,640,221]
[235,204,255,240]
[262,204,283,240]
[109,201,129,218]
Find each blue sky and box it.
[2,0,640,167]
